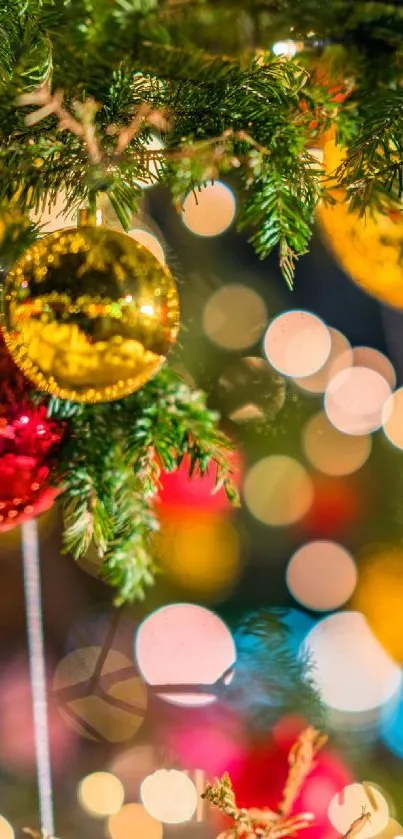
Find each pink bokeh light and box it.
[135,604,236,706]
[264,311,331,379]
[325,367,391,435]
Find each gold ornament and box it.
[1,224,180,403]
[318,139,403,309]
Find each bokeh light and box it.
[328,782,389,838]
[135,135,164,188]
[159,512,241,600]
[0,816,14,839]
[135,603,236,706]
[303,412,372,476]
[351,546,403,662]
[293,328,352,394]
[53,646,147,742]
[286,541,357,611]
[353,346,396,390]
[182,181,236,237]
[272,40,298,57]
[30,190,77,233]
[264,310,331,378]
[78,771,125,818]
[203,284,267,350]
[219,356,286,425]
[244,455,314,526]
[108,803,162,839]
[140,769,198,824]
[382,388,403,450]
[128,228,165,264]
[325,367,392,435]
[303,612,402,715]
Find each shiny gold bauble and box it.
[1,225,180,403]
[318,139,403,309]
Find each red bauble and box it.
[228,733,352,839]
[0,335,64,530]
[158,450,242,513]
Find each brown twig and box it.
[107,103,171,156]
[278,726,328,817]
[18,84,104,165]
[18,83,170,167]
[341,807,371,839]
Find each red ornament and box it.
[0,334,64,530]
[228,736,352,839]
[158,450,242,513]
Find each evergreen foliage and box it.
[1,0,402,601]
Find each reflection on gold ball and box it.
[1,226,180,403]
[318,140,403,309]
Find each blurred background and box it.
[2,173,403,839]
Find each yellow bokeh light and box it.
[244,455,314,527]
[383,388,403,450]
[140,769,198,824]
[352,546,403,662]
[159,513,240,599]
[78,771,125,818]
[108,804,162,839]
[182,181,236,237]
[328,783,389,839]
[0,815,14,839]
[128,228,165,265]
[303,411,372,476]
[202,284,267,350]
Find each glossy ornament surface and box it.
[318,139,403,310]
[1,226,180,403]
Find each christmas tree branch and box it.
[2,0,403,277]
[49,367,238,603]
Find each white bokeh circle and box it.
[135,603,236,706]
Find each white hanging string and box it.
[21,519,55,839]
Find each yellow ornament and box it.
[318,139,403,309]
[1,225,180,403]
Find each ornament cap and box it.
[77,207,104,227]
